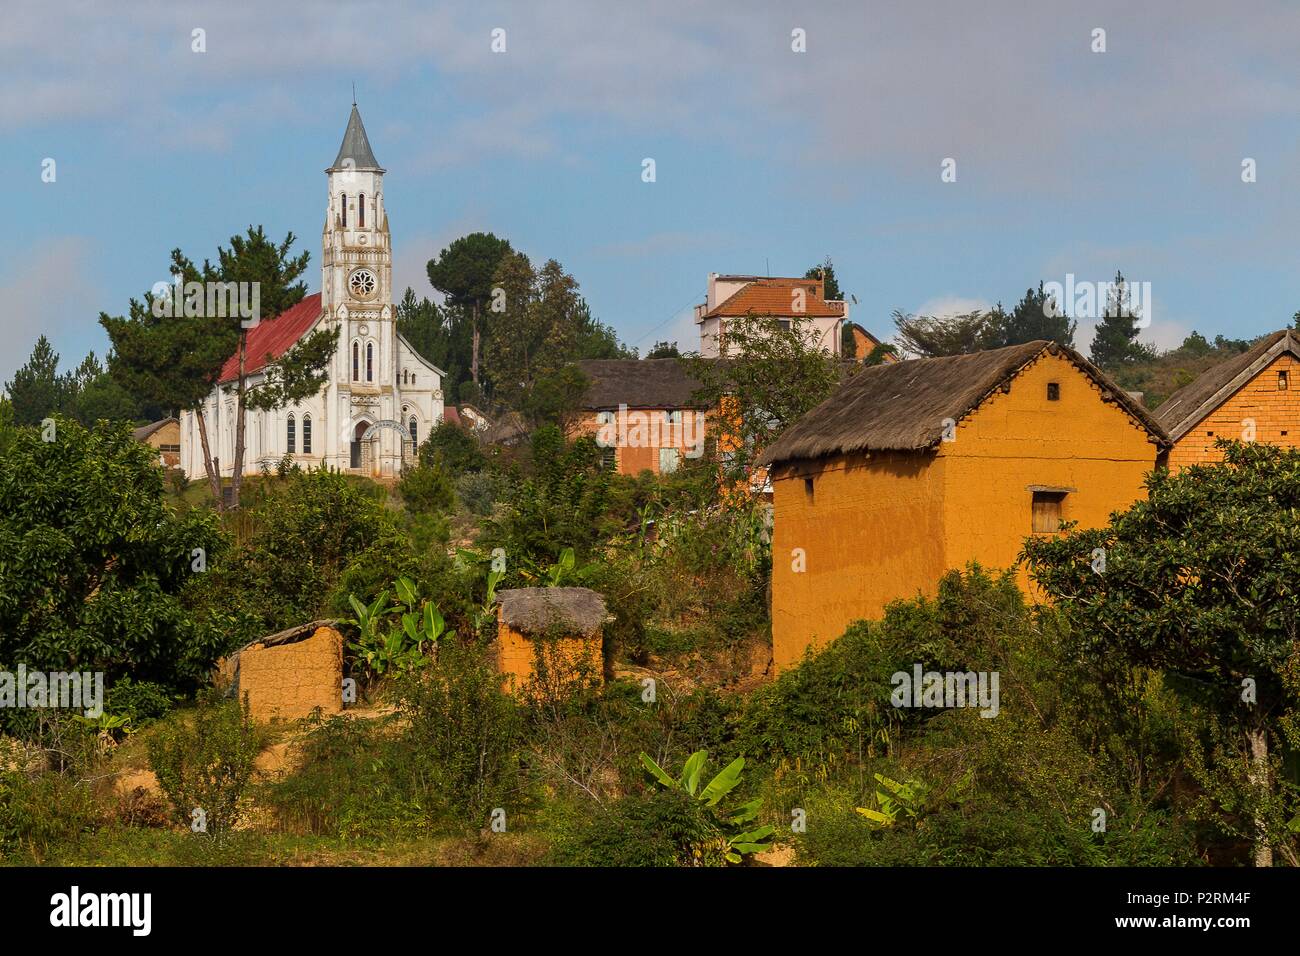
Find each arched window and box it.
[366,342,374,382]
[358,193,365,228]
[341,193,347,227]
[351,341,359,381]
[302,414,312,454]
[409,416,418,449]
[286,414,296,455]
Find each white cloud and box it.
[912,295,992,318]
[0,237,99,388]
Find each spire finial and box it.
[352,82,356,107]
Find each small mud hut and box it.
[494,587,608,694]
[218,621,344,722]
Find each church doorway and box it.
[350,421,368,470]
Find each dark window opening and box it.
[1279,370,1289,390]
[1046,382,1060,401]
[1032,490,1066,534]
[286,415,296,455]
[804,477,815,503]
[302,415,312,454]
[358,193,365,228]
[341,194,347,227]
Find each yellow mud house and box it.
[762,340,1171,671]
[1155,329,1300,471]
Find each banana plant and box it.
[640,750,776,864]
[855,773,929,827]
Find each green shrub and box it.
[0,770,100,860]
[398,463,455,514]
[261,715,425,839]
[456,471,504,516]
[104,678,177,728]
[396,642,523,830]
[147,695,264,836]
[419,420,487,475]
[550,788,720,867]
[190,467,407,639]
[0,416,228,687]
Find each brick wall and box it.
[235,626,344,721]
[1167,354,1300,471]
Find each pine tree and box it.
[5,336,64,425]
[1089,271,1154,369]
[990,282,1076,348]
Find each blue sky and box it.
[7,0,1300,386]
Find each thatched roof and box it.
[760,340,1169,466]
[1155,330,1300,441]
[481,410,528,445]
[131,417,177,441]
[577,359,710,410]
[497,587,608,637]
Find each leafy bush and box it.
[104,678,177,728]
[456,470,504,516]
[261,715,424,839]
[189,467,408,640]
[0,770,100,860]
[398,463,455,514]
[549,788,721,867]
[0,417,228,686]
[147,695,264,836]
[396,642,523,830]
[419,420,487,475]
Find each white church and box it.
[180,104,445,481]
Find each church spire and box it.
[330,103,381,171]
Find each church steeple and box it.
[321,102,390,316]
[329,104,382,172]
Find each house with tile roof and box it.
[179,104,446,481]
[694,273,850,358]
[1155,329,1300,471]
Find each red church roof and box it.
[217,293,323,384]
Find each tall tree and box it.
[891,309,1000,358]
[5,336,63,426]
[426,232,513,387]
[805,257,844,301]
[1090,271,1155,369]
[483,254,626,411]
[685,311,841,493]
[103,227,334,509]
[1024,440,1300,867]
[989,282,1076,349]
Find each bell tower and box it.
[321,103,391,317]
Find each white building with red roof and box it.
[693,273,848,358]
[180,104,445,481]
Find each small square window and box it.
[1031,490,1066,533]
[1046,382,1060,401]
[1206,430,1214,437]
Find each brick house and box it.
[1155,329,1300,471]
[569,358,711,475]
